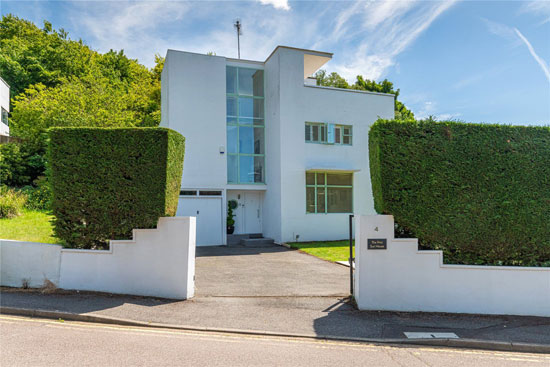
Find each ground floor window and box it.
[306,172,353,213]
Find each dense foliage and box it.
[0,186,26,218]
[0,141,46,186]
[369,119,550,266]
[315,70,414,120]
[49,127,185,249]
[0,14,164,188]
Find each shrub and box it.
[49,127,185,249]
[20,176,51,210]
[0,140,47,187]
[369,119,550,266]
[0,186,27,218]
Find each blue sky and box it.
[2,0,549,125]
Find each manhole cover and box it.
[404,332,459,339]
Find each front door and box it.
[227,190,262,234]
[243,191,262,234]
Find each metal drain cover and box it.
[404,332,459,339]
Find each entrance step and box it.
[227,234,249,246]
[227,234,276,247]
[239,237,275,247]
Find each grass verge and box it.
[288,240,355,263]
[0,209,59,244]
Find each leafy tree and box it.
[0,15,164,187]
[0,14,162,132]
[0,15,95,100]
[315,70,414,120]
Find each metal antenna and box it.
[234,19,242,59]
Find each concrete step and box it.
[239,237,275,247]
[227,234,249,246]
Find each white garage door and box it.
[177,196,223,246]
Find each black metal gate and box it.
[349,214,354,296]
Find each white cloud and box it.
[481,17,517,41]
[521,1,550,24]
[258,0,290,11]
[74,1,189,65]
[514,28,550,83]
[71,0,455,79]
[330,0,458,81]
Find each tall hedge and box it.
[369,119,550,266]
[49,127,185,249]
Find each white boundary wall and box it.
[1,217,196,299]
[354,215,550,317]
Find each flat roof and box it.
[0,76,9,89]
[265,45,333,63]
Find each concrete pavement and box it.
[2,315,548,366]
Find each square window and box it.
[227,155,238,183]
[238,97,254,118]
[306,171,353,214]
[327,173,352,185]
[312,125,319,141]
[316,187,326,213]
[343,135,351,145]
[316,172,325,185]
[254,156,264,183]
[239,156,254,183]
[238,69,264,97]
[238,127,264,155]
[327,187,352,213]
[239,126,254,154]
[226,66,237,94]
[306,187,315,213]
[227,97,237,117]
[227,126,238,154]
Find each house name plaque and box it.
[367,238,387,250]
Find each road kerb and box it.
[1,306,549,354]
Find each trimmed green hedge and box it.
[49,127,185,249]
[369,119,550,266]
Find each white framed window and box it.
[1,107,7,127]
[305,122,352,145]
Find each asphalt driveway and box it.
[195,245,349,297]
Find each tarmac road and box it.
[1,315,548,366]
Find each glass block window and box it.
[226,66,265,183]
[306,172,353,213]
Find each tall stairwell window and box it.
[226,66,265,184]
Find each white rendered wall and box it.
[0,241,61,288]
[262,52,283,242]
[354,215,550,317]
[273,48,395,243]
[161,47,395,243]
[0,78,9,136]
[161,50,227,189]
[0,217,196,299]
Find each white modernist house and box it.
[0,77,9,137]
[161,46,394,246]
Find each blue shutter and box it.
[327,123,335,144]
